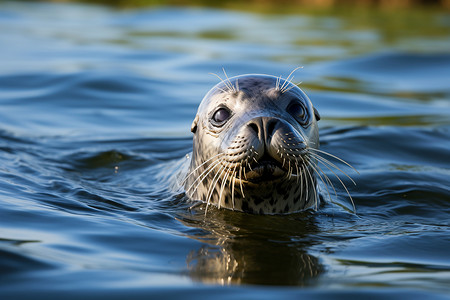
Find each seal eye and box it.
[287,102,307,123]
[212,107,231,126]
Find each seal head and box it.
[184,74,321,214]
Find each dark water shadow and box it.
[176,205,323,286]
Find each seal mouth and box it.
[244,154,286,183]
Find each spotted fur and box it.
[182,74,322,214]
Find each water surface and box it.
[0,2,449,299]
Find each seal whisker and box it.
[209,72,226,84]
[185,160,217,196]
[275,75,282,91]
[188,156,224,190]
[301,164,310,209]
[307,161,319,210]
[216,86,229,94]
[209,72,234,93]
[283,81,303,93]
[205,163,227,214]
[299,163,304,206]
[307,158,333,204]
[313,160,338,201]
[231,164,238,210]
[309,153,355,212]
[303,164,309,208]
[308,152,357,186]
[244,160,249,179]
[301,156,318,210]
[311,169,319,211]
[218,166,231,209]
[281,76,295,93]
[306,167,319,210]
[294,160,300,184]
[239,164,245,198]
[187,168,219,201]
[222,67,237,93]
[287,160,292,179]
[180,153,224,186]
[186,157,224,197]
[308,152,347,181]
[280,66,303,93]
[308,148,359,176]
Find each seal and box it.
[182,73,323,214]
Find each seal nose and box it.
[247,117,279,146]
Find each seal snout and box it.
[246,117,279,145]
[242,116,307,182]
[245,116,281,162]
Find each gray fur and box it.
[183,74,321,214]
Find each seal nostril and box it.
[248,123,259,135]
[267,120,277,137]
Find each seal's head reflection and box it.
[179,205,323,285]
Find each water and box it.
[0,1,449,299]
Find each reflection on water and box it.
[0,1,449,299]
[180,208,323,285]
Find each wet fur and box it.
[182,74,355,214]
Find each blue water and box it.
[0,2,449,299]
